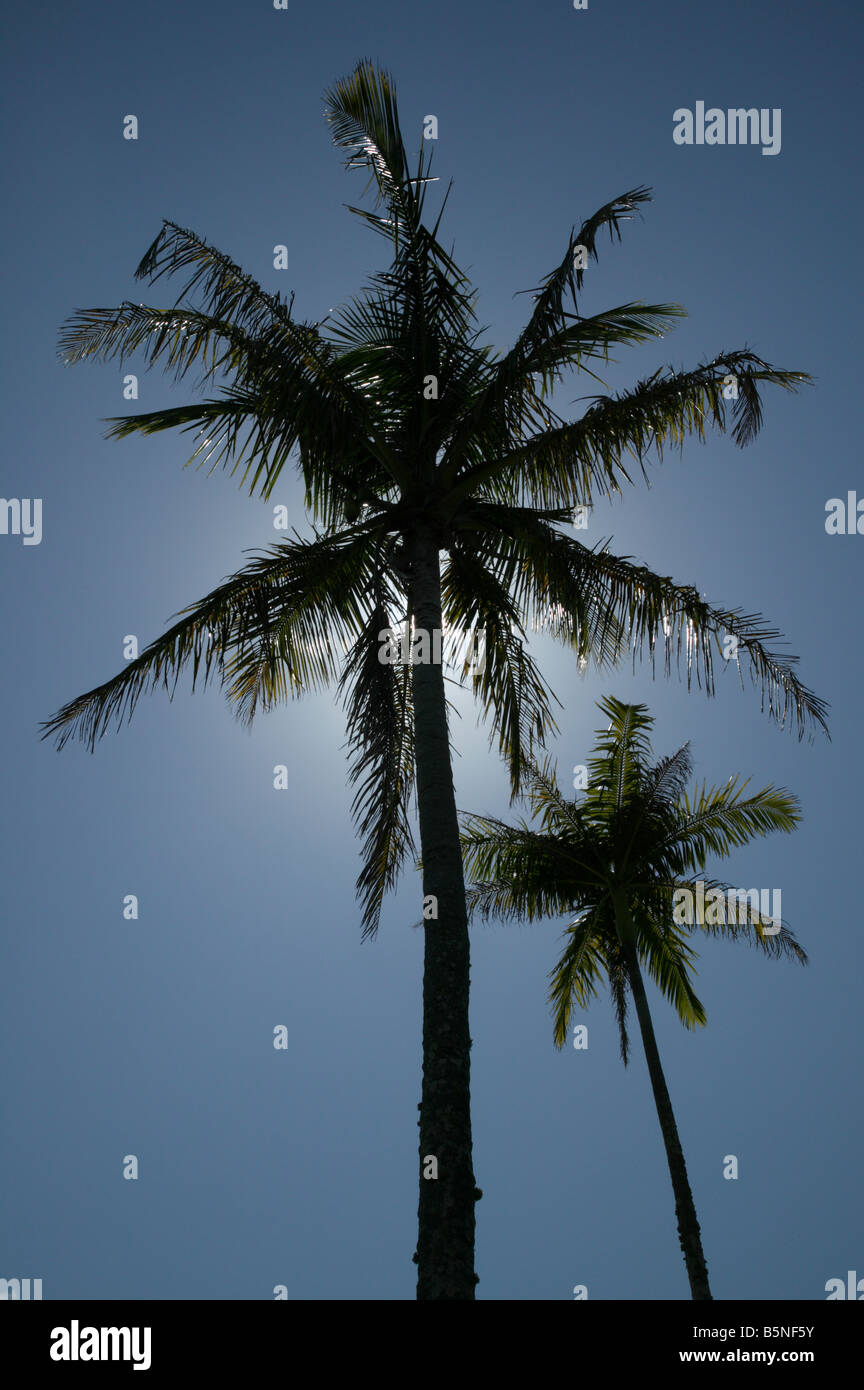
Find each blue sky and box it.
[1,0,861,1299]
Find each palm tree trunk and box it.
[614,902,712,1299]
[409,520,477,1300]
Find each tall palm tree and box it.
[42,62,825,1300]
[460,695,807,1299]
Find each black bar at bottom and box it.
[2,1299,858,1376]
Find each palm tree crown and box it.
[44,62,826,937]
[462,695,806,1057]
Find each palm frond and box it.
[460,816,583,920]
[665,873,808,964]
[562,539,829,740]
[324,59,417,226]
[641,745,694,808]
[548,908,609,1048]
[40,528,378,750]
[442,545,559,790]
[134,220,298,337]
[514,187,656,362]
[669,780,802,862]
[586,695,655,810]
[339,598,416,938]
[448,351,811,511]
[57,302,262,385]
[608,946,632,1064]
[635,911,707,1029]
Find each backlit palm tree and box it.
[460,696,807,1299]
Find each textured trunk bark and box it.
[409,521,477,1300]
[614,899,713,1301]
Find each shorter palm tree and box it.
[460,695,806,1300]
